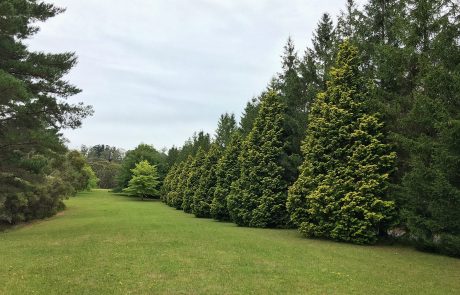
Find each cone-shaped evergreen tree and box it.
[161,163,177,204]
[182,149,206,213]
[287,40,396,244]
[211,132,243,221]
[228,91,288,228]
[192,144,222,218]
[167,161,185,209]
[175,156,193,210]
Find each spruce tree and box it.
[395,0,460,256]
[337,0,364,43]
[277,37,307,184]
[211,132,243,221]
[215,113,237,148]
[192,144,222,218]
[312,13,336,88]
[287,41,396,244]
[182,149,206,213]
[228,91,288,228]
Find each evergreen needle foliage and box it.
[211,133,243,221]
[182,149,206,213]
[228,91,289,228]
[287,41,396,244]
[192,144,222,218]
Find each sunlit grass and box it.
[0,189,459,294]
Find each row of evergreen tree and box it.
[161,0,460,257]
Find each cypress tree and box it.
[167,161,185,209]
[182,149,206,213]
[192,144,222,218]
[228,91,288,228]
[211,132,243,221]
[287,40,396,244]
[175,156,193,210]
[161,162,177,204]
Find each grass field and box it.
[0,189,459,294]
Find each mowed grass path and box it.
[1,190,459,294]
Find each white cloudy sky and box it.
[28,0,364,151]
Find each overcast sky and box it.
[28,0,364,151]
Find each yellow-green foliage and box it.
[287,41,396,244]
[228,91,289,228]
[123,160,160,199]
[183,149,206,213]
[211,133,243,221]
[192,144,222,218]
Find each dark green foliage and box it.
[192,144,222,218]
[166,146,180,169]
[276,38,307,184]
[0,0,92,225]
[228,91,288,228]
[287,41,396,244]
[171,131,211,165]
[88,161,121,189]
[1,150,96,224]
[182,149,206,213]
[215,113,238,148]
[312,13,337,87]
[81,144,124,163]
[211,133,243,221]
[80,145,123,189]
[115,144,167,192]
[240,97,261,136]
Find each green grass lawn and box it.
[0,190,459,294]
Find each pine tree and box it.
[192,144,222,218]
[287,41,396,244]
[228,91,288,228]
[0,0,92,225]
[182,149,206,213]
[211,132,243,221]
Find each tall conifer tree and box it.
[192,144,221,218]
[228,91,288,228]
[182,149,206,213]
[211,133,243,221]
[287,41,396,244]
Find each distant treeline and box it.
[158,0,460,257]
